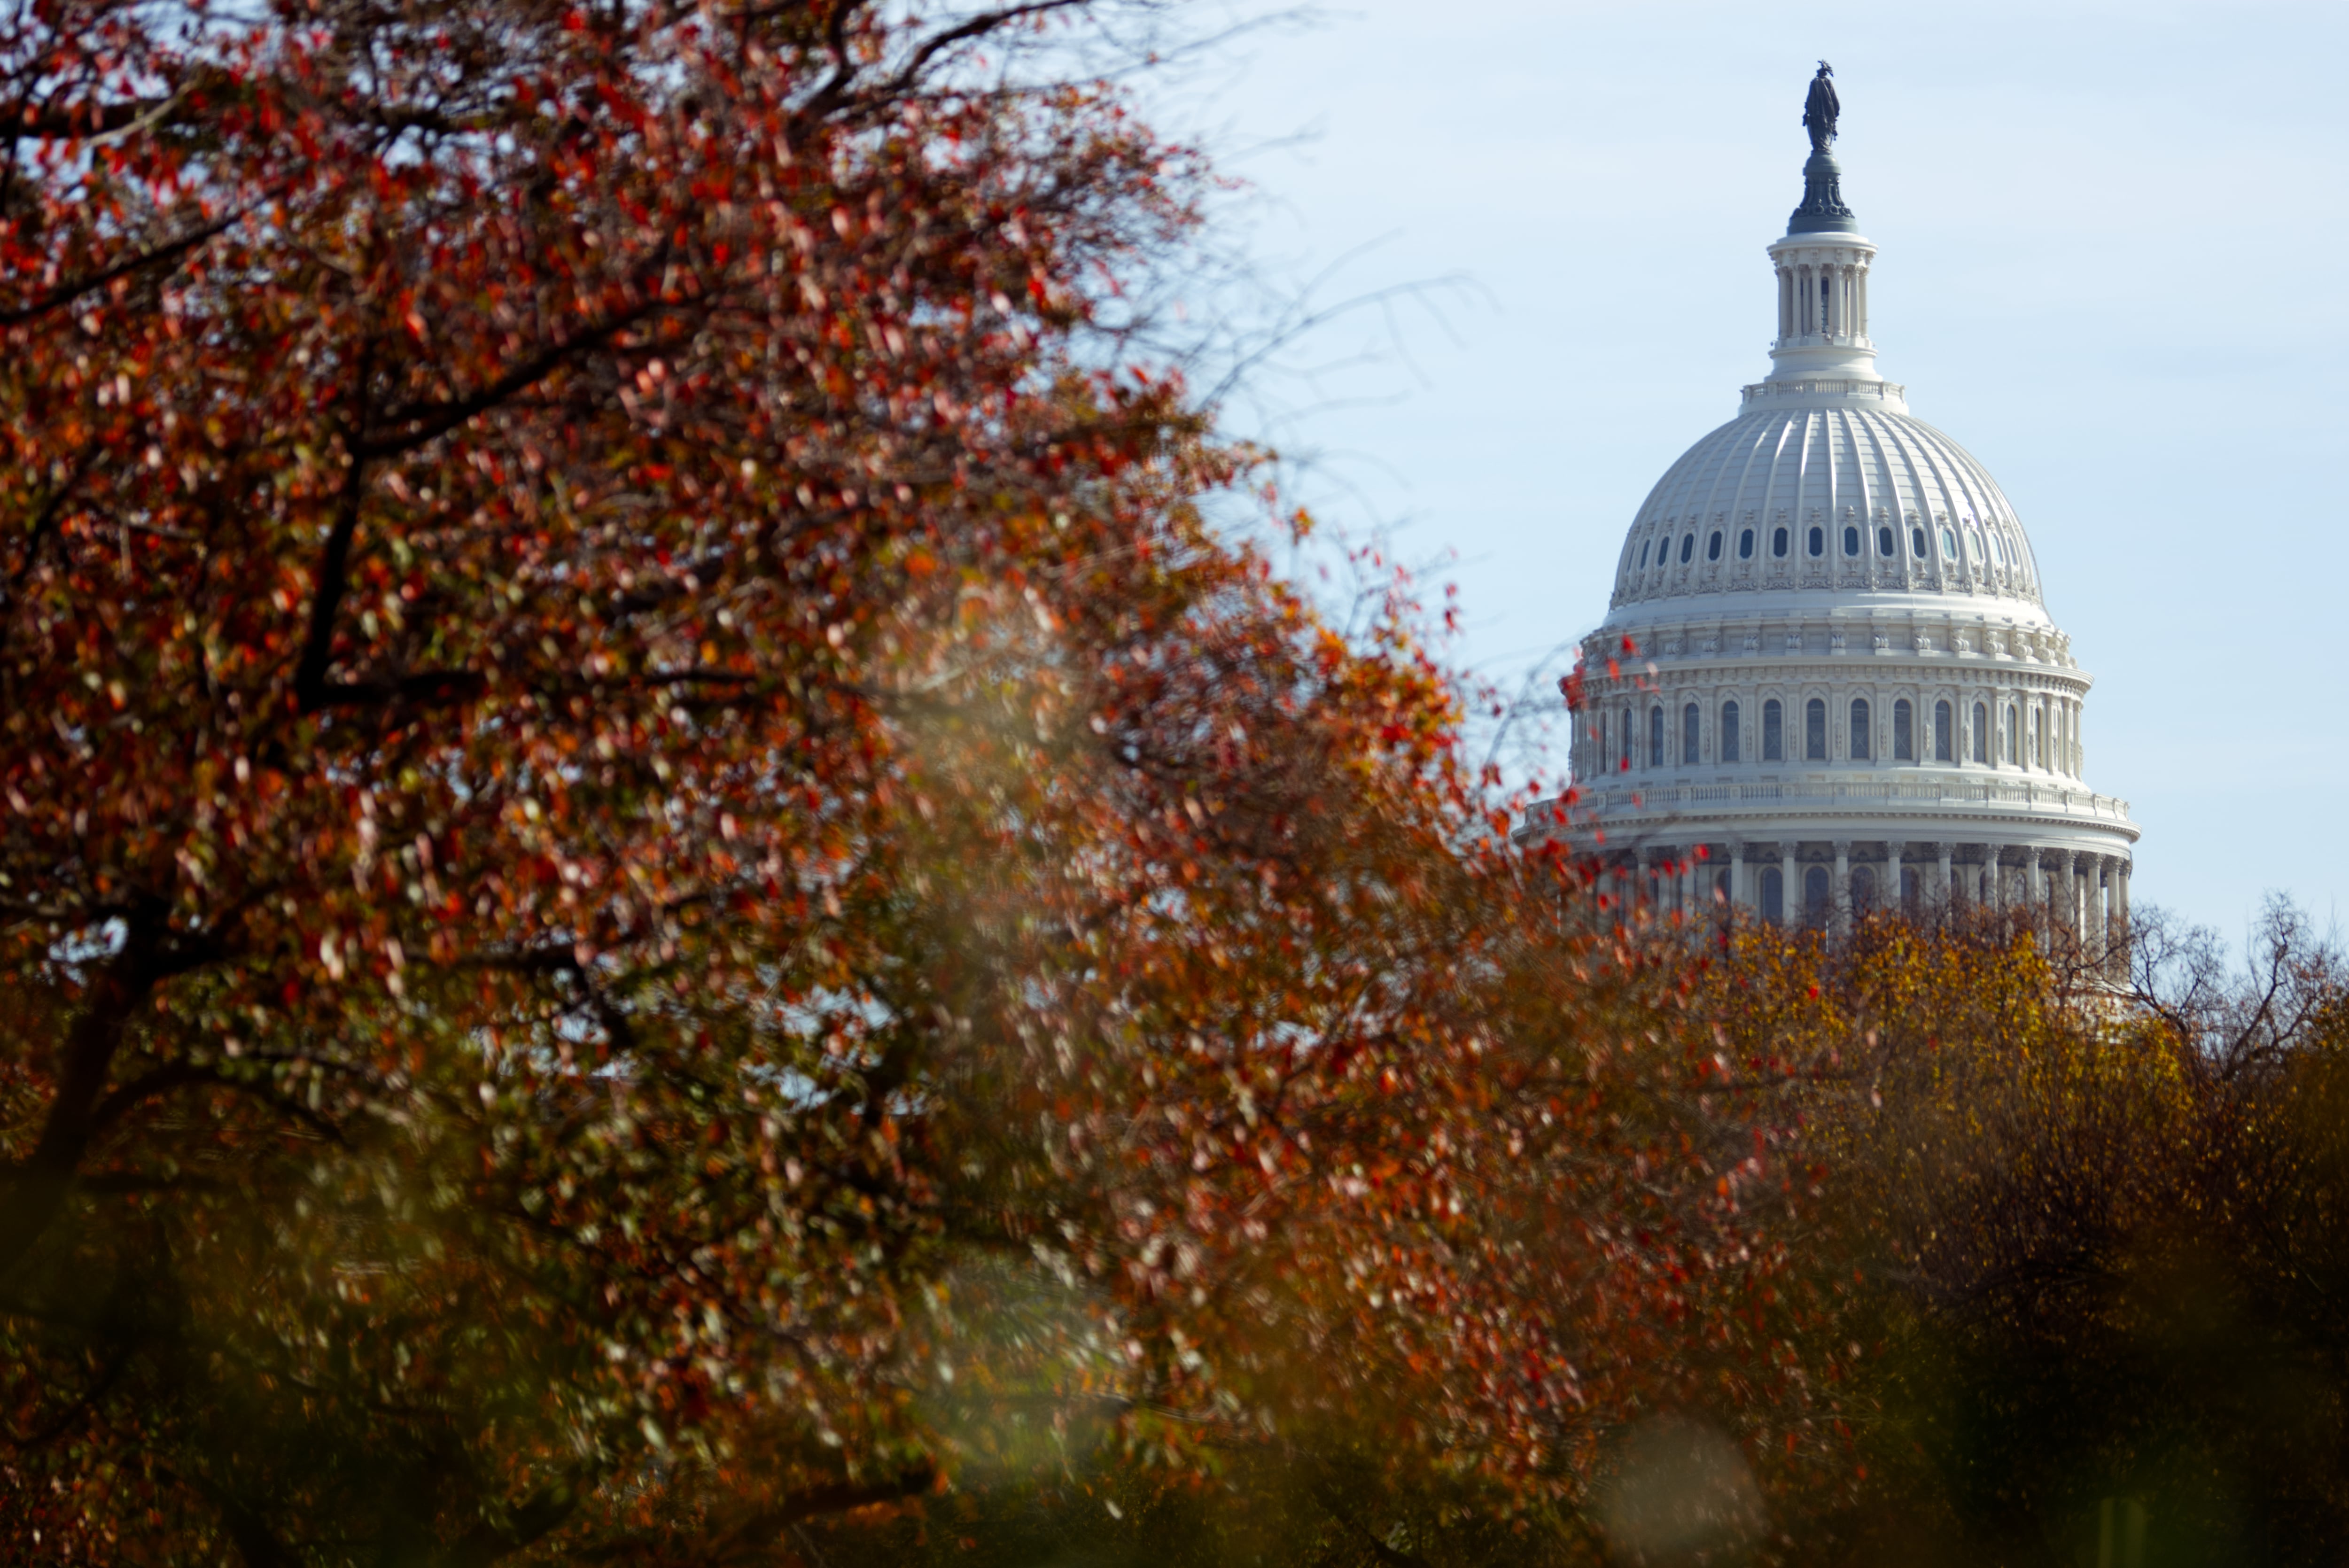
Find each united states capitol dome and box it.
[1613,397,2046,620]
[1529,63,2137,949]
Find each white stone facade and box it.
[1525,143,2138,947]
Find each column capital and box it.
[1832,838,1853,855]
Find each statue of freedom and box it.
[1803,62,1839,153]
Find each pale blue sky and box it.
[1190,0,2349,944]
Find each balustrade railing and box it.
[1540,776,2133,825]
[1740,377,1905,403]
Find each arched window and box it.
[1911,525,1929,557]
[1762,699,1783,761]
[1843,524,1861,557]
[1682,702,1700,766]
[1850,698,1871,760]
[1720,700,1741,762]
[1934,699,1953,762]
[1807,526,1825,558]
[2031,707,2043,768]
[1773,527,1789,558]
[1619,706,1632,769]
[1901,866,1921,910]
[1851,865,1877,915]
[1679,533,1695,564]
[1738,528,1755,559]
[1649,705,1664,768]
[1706,529,1724,561]
[1893,698,1914,760]
[1597,712,1607,774]
[2005,705,2019,765]
[1637,539,1650,569]
[1972,702,1989,763]
[1988,532,2005,567]
[1803,865,1830,925]
[1761,867,1785,924]
[1805,697,1827,761]
[1877,524,1896,557]
[1940,525,1957,557]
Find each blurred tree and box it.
[0,1,1821,1562]
[1753,903,2349,1568]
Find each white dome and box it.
[1525,82,2137,942]
[1612,398,2045,614]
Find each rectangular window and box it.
[1893,699,1913,761]
[1721,701,1741,763]
[1935,700,1953,762]
[1850,699,1871,760]
[1763,699,1783,761]
[1682,703,1700,766]
[1805,699,1827,761]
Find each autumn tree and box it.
[1677,900,2349,1567]
[0,1,1843,1563]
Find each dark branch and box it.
[0,209,244,328]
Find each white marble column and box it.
[1729,840,1746,912]
[2111,857,2132,977]
[1937,842,1955,908]
[2105,849,2123,962]
[1887,840,1907,916]
[1832,839,1852,939]
[1779,841,1797,926]
[2049,849,2077,943]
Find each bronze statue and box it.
[1803,62,1839,153]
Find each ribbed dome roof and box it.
[1611,401,2042,612]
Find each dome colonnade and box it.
[1528,65,2138,956]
